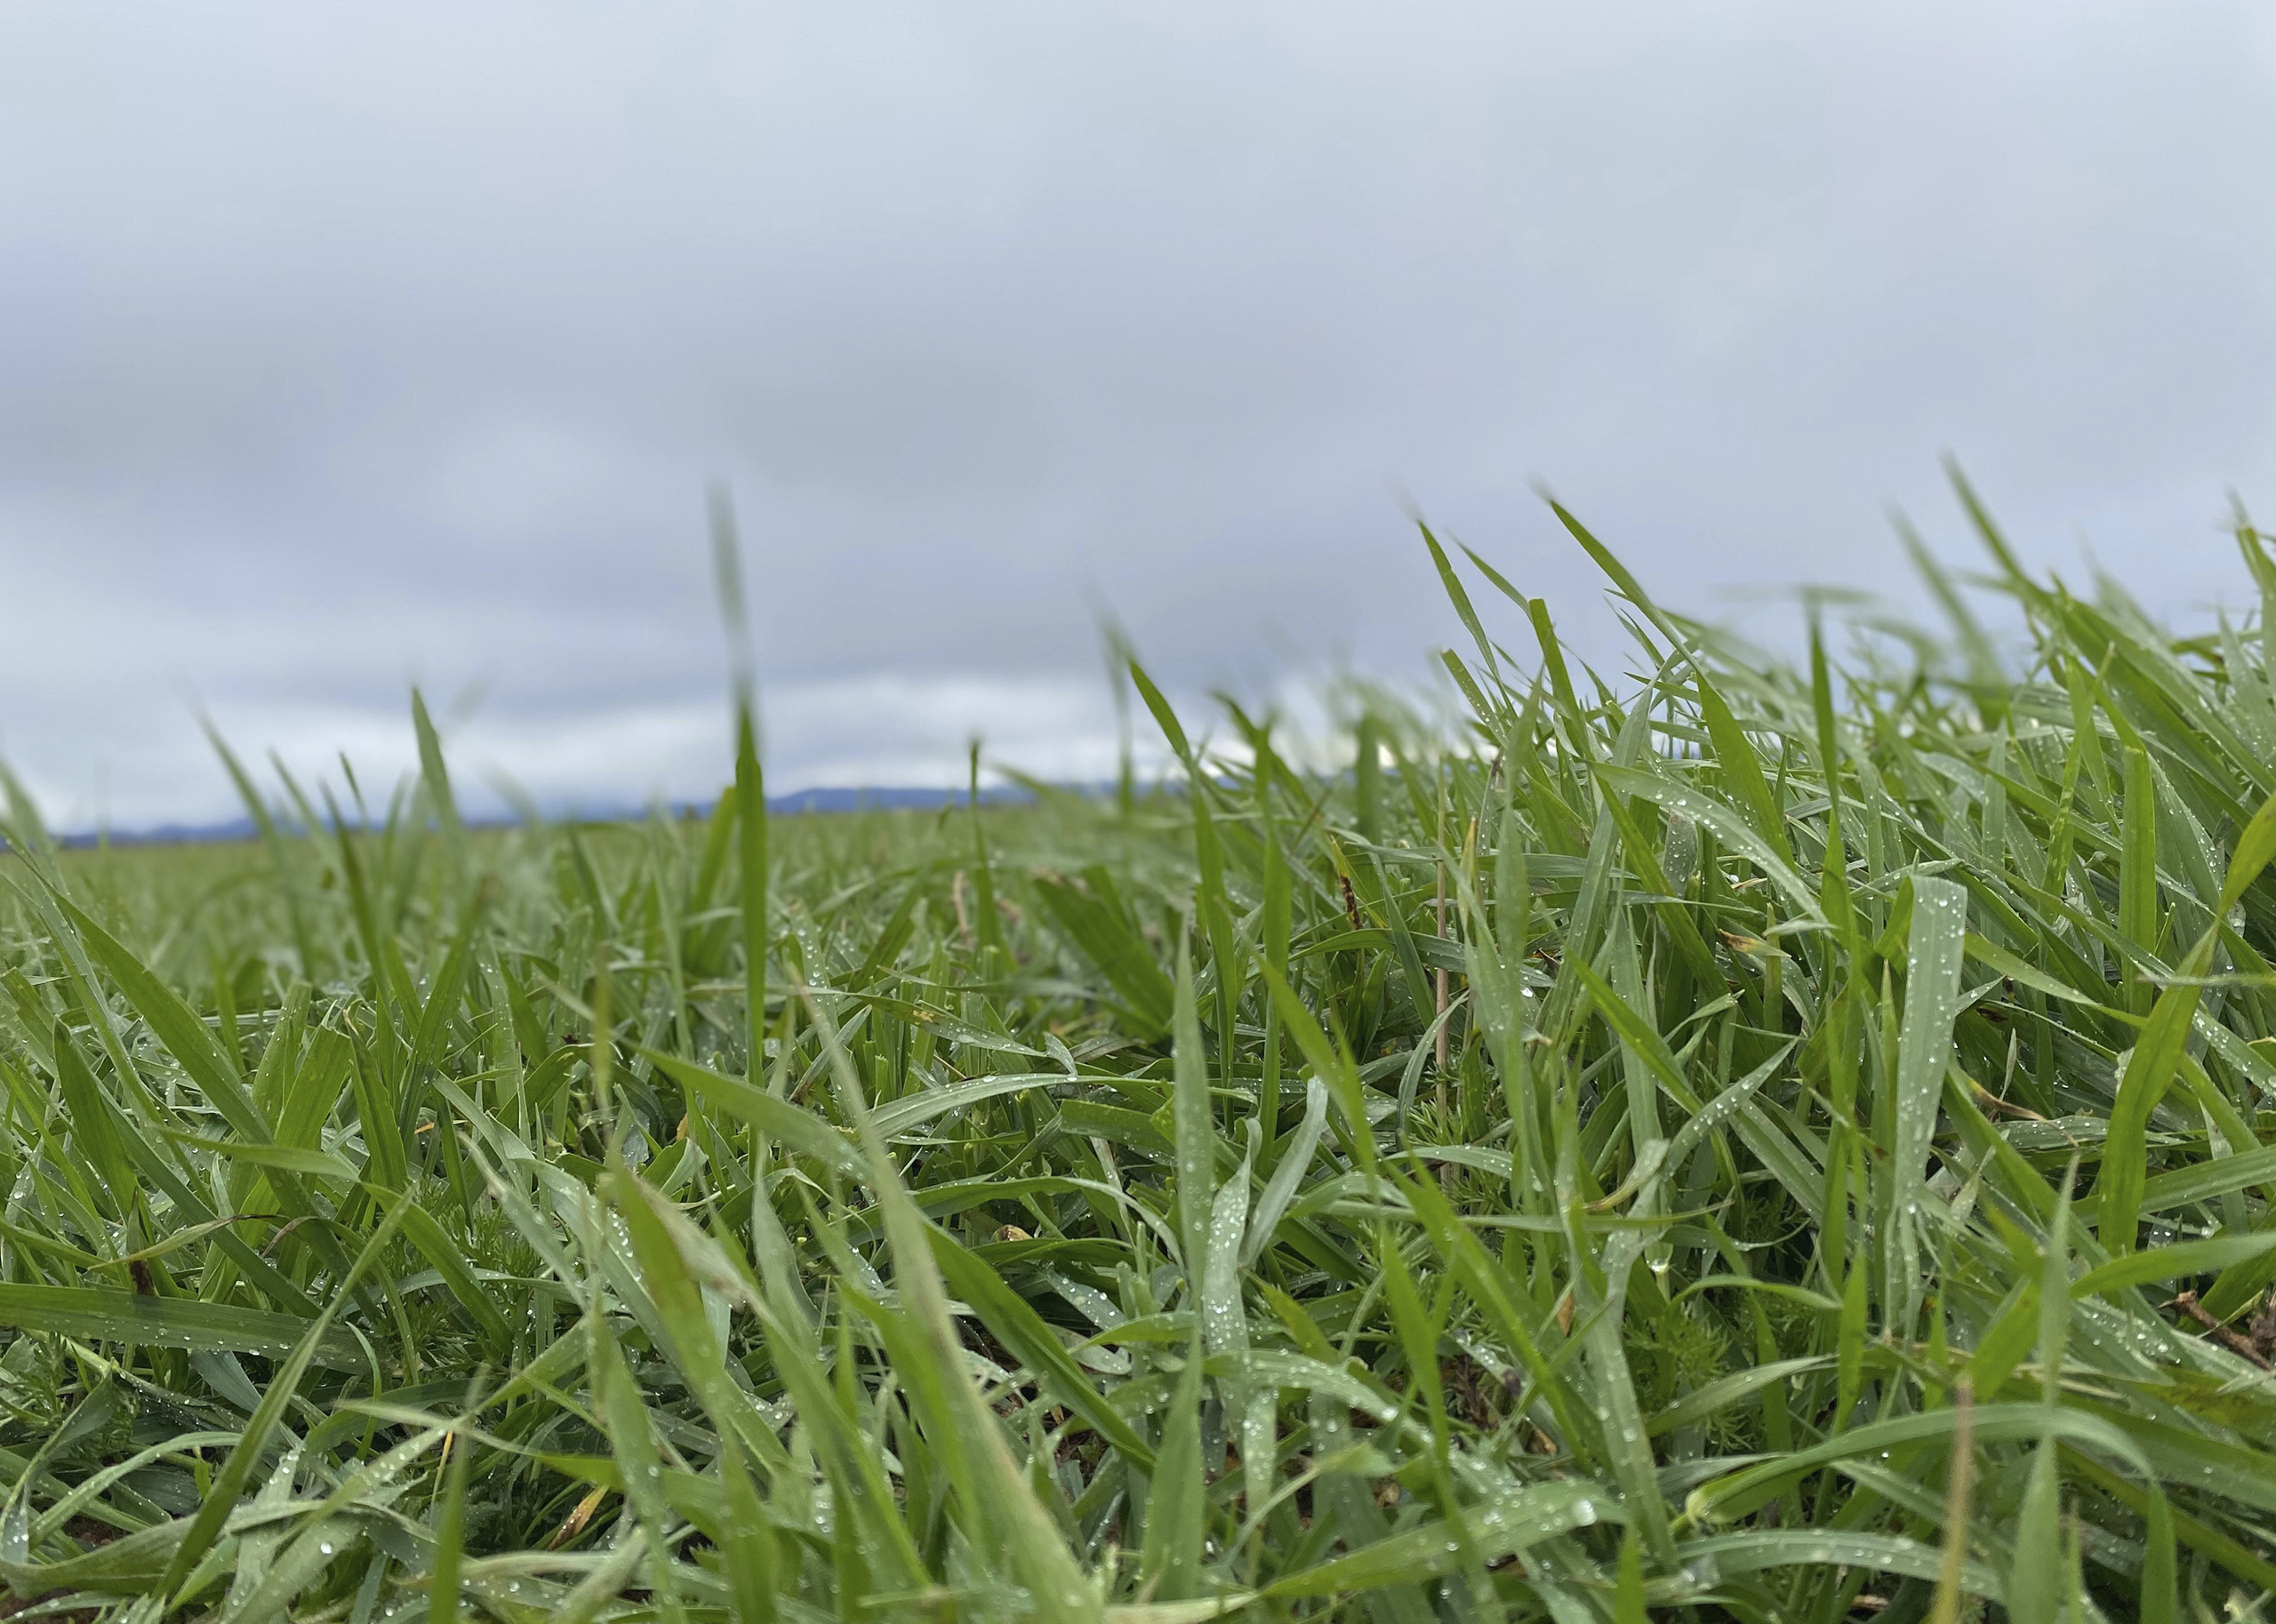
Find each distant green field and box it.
[10,489,2276,1621]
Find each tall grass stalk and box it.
[4,483,2276,1620]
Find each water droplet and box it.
[318,1542,333,1556]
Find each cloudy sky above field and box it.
[5,3,2276,828]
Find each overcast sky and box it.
[5,3,2275,828]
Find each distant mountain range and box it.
[47,783,1078,850]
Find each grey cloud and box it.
[4,1,2276,828]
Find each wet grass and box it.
[7,482,2276,1620]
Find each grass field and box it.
[10,488,2276,1621]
